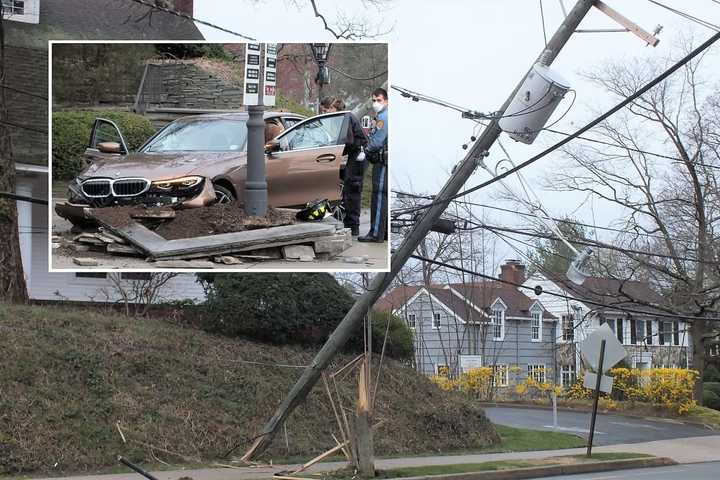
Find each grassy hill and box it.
[0,304,499,475]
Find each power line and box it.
[125,0,257,40]
[0,84,48,101]
[539,0,548,47]
[410,253,720,322]
[326,64,387,81]
[401,30,720,216]
[0,192,49,205]
[0,120,48,135]
[647,0,720,31]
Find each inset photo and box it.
[49,41,389,271]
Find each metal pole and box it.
[587,339,606,457]
[244,45,267,216]
[117,456,160,480]
[241,0,596,461]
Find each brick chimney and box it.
[173,0,193,15]
[499,260,526,286]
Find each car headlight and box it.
[151,176,203,190]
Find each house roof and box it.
[6,0,204,48]
[542,272,670,316]
[375,282,556,322]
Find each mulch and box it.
[89,204,296,241]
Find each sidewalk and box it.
[34,435,720,480]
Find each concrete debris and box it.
[213,255,243,265]
[73,257,99,266]
[342,255,369,264]
[282,245,315,261]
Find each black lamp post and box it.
[310,43,332,112]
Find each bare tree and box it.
[549,38,720,401]
[100,273,180,316]
[0,8,28,303]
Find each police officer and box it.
[358,88,388,243]
[320,96,368,236]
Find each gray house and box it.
[376,261,558,388]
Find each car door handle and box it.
[316,154,336,163]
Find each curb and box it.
[479,401,717,430]
[385,457,676,480]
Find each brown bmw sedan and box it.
[56,110,355,224]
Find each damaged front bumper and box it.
[55,177,217,226]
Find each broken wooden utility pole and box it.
[354,358,374,477]
[242,0,598,460]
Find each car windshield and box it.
[143,119,247,152]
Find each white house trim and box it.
[445,285,491,321]
[402,287,465,324]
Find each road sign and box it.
[583,372,614,394]
[263,43,277,107]
[580,323,627,373]
[243,43,262,105]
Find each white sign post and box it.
[263,43,277,107]
[243,43,262,106]
[579,323,627,457]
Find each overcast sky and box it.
[194,0,720,271]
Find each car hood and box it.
[79,151,248,181]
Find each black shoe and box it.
[358,233,383,243]
[350,226,360,236]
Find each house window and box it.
[711,344,720,357]
[646,320,653,345]
[432,312,441,329]
[2,0,24,15]
[121,272,152,281]
[615,318,624,344]
[407,314,416,329]
[491,307,505,340]
[561,364,576,388]
[527,364,546,383]
[75,272,107,279]
[632,319,645,345]
[659,321,672,345]
[561,315,574,341]
[436,364,450,377]
[531,309,542,342]
[673,321,680,346]
[492,365,509,387]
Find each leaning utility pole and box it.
[242,0,596,460]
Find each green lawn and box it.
[490,424,586,452]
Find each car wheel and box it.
[212,184,235,204]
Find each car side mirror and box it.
[97,141,123,154]
[265,140,281,154]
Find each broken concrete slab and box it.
[73,257,99,266]
[282,245,315,261]
[151,260,218,269]
[213,255,243,265]
[106,243,143,256]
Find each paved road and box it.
[541,460,720,479]
[484,405,715,445]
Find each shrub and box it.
[704,364,720,383]
[703,389,720,411]
[705,382,720,397]
[52,111,156,179]
[366,309,414,361]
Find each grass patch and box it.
[490,424,586,452]
[317,453,655,479]
[687,404,720,429]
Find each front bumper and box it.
[55,177,217,225]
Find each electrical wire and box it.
[539,0,548,47]
[399,30,720,216]
[409,253,720,322]
[0,120,48,135]
[0,84,47,101]
[125,0,257,40]
[326,64,387,81]
[647,0,720,32]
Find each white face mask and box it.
[372,101,384,113]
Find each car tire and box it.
[212,184,235,204]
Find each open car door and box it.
[84,118,130,163]
[265,111,350,207]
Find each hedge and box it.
[52,111,156,180]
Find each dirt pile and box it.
[89,204,296,240]
[0,304,499,475]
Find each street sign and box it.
[583,372,614,394]
[263,43,277,107]
[579,323,627,373]
[243,43,262,105]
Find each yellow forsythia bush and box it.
[563,367,698,414]
[430,367,497,400]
